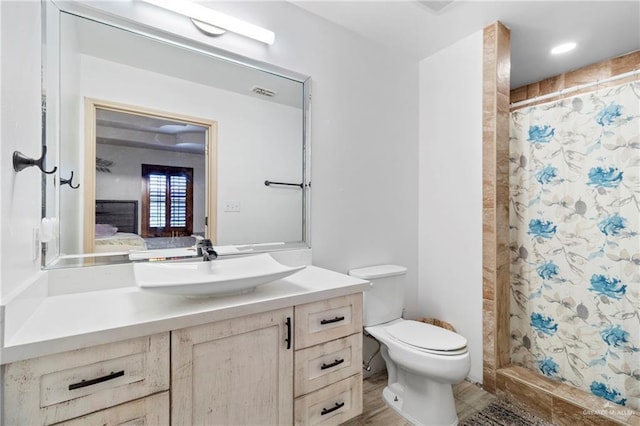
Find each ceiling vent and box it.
[252,86,277,97]
[417,0,455,13]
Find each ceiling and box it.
[96,108,208,155]
[292,1,640,88]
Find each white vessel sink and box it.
[134,253,305,297]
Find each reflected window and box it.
[142,164,193,237]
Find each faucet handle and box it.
[197,238,213,247]
[198,239,218,261]
[196,238,212,256]
[203,246,218,261]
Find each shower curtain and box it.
[509,81,640,410]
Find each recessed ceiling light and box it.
[417,1,456,13]
[550,42,577,55]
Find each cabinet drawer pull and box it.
[320,358,345,370]
[320,316,345,325]
[68,370,125,390]
[285,317,292,350]
[321,401,345,416]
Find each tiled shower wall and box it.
[482,22,640,424]
[482,20,511,394]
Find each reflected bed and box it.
[95,200,147,252]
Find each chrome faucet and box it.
[196,238,218,261]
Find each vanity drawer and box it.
[56,391,169,425]
[294,374,363,426]
[294,293,363,349]
[294,333,362,397]
[3,333,169,425]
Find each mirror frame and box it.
[43,0,312,268]
[84,99,218,253]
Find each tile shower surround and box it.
[482,23,640,425]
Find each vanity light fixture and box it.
[550,42,577,55]
[139,0,275,45]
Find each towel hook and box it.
[13,146,57,174]
[60,171,80,189]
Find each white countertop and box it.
[1,265,370,364]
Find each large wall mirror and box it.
[43,2,310,268]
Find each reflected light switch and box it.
[223,200,240,212]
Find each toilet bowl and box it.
[349,265,470,426]
[366,319,470,425]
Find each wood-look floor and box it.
[343,371,496,425]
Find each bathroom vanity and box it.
[1,263,367,425]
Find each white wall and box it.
[418,30,484,383]
[1,1,419,321]
[0,2,43,301]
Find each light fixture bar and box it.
[140,0,275,45]
[191,19,226,36]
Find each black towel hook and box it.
[13,146,57,174]
[60,171,80,189]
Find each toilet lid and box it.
[386,320,467,352]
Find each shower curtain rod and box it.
[510,68,639,109]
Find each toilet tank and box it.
[348,265,407,327]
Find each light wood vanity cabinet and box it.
[294,293,364,425]
[170,294,364,426]
[2,292,364,426]
[171,307,294,426]
[2,333,170,426]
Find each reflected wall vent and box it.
[252,86,277,97]
[417,0,455,13]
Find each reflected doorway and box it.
[83,100,217,253]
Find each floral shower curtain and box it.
[509,81,640,410]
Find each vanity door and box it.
[171,308,294,426]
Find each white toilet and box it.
[349,265,470,426]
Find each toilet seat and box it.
[386,320,468,356]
